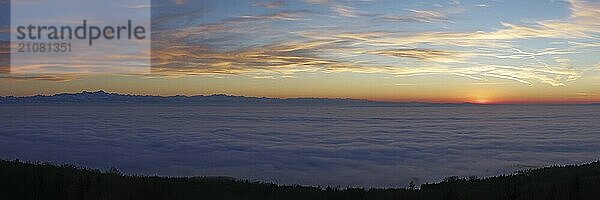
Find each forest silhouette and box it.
[1,159,599,200]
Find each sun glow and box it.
[474,98,489,104]
[470,94,492,104]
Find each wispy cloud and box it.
[330,4,361,17]
[237,11,310,21]
[151,31,580,87]
[8,0,597,88]
[380,9,450,24]
[255,0,284,9]
[489,0,600,40]
[0,74,75,82]
[151,40,336,76]
[305,0,364,17]
[369,49,468,63]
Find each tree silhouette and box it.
[1,159,600,200]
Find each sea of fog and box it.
[1,104,600,187]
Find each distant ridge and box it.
[0,90,369,105]
[0,90,468,106]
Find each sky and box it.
[1,0,600,103]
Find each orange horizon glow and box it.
[373,96,600,104]
[2,0,600,102]
[2,87,599,105]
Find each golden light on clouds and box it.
[1,0,600,103]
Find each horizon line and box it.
[2,90,600,105]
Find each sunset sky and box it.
[1,0,599,103]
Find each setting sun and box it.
[474,98,489,104]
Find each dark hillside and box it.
[1,159,599,200]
